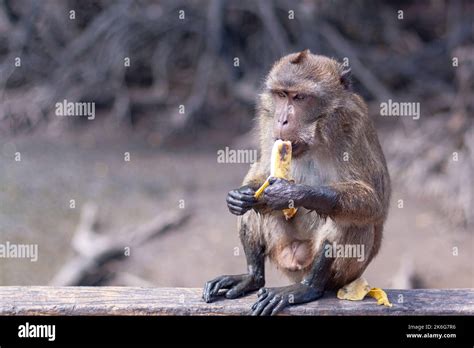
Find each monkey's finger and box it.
[207,282,224,299]
[261,295,281,316]
[229,190,256,202]
[251,291,269,311]
[203,280,217,302]
[227,202,246,212]
[204,278,225,302]
[271,299,287,316]
[239,186,257,196]
[208,280,226,298]
[204,276,231,301]
[257,289,269,300]
[227,204,247,215]
[229,209,245,216]
[210,276,238,298]
[226,195,254,208]
[229,190,257,202]
[251,296,272,316]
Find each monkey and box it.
[202,49,391,316]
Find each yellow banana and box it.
[337,277,393,307]
[367,287,393,307]
[255,140,298,220]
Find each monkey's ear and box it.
[339,68,352,89]
[291,49,310,64]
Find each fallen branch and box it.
[50,202,191,286]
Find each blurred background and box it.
[0,0,472,289]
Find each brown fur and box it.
[238,51,391,289]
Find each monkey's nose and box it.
[277,111,289,126]
[279,120,289,139]
[277,118,289,135]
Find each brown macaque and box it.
[203,49,391,315]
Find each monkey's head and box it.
[264,49,351,157]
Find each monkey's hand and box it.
[226,185,262,215]
[203,273,265,303]
[262,177,303,210]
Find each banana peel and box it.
[367,287,393,307]
[337,277,371,300]
[337,277,393,307]
[254,140,297,220]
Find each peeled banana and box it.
[254,140,298,220]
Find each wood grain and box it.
[0,287,472,316]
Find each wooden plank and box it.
[0,287,472,316]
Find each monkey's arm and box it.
[263,178,385,224]
[326,181,386,224]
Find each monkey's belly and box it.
[254,209,324,273]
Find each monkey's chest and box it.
[290,155,338,186]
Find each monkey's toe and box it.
[251,289,288,316]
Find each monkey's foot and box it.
[202,274,264,303]
[251,283,323,316]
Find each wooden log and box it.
[0,287,472,316]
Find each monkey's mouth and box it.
[291,142,309,157]
[276,140,307,158]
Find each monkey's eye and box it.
[276,91,286,98]
[293,94,306,101]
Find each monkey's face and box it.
[266,50,351,157]
[270,90,319,157]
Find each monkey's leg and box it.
[202,221,265,303]
[251,240,334,316]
